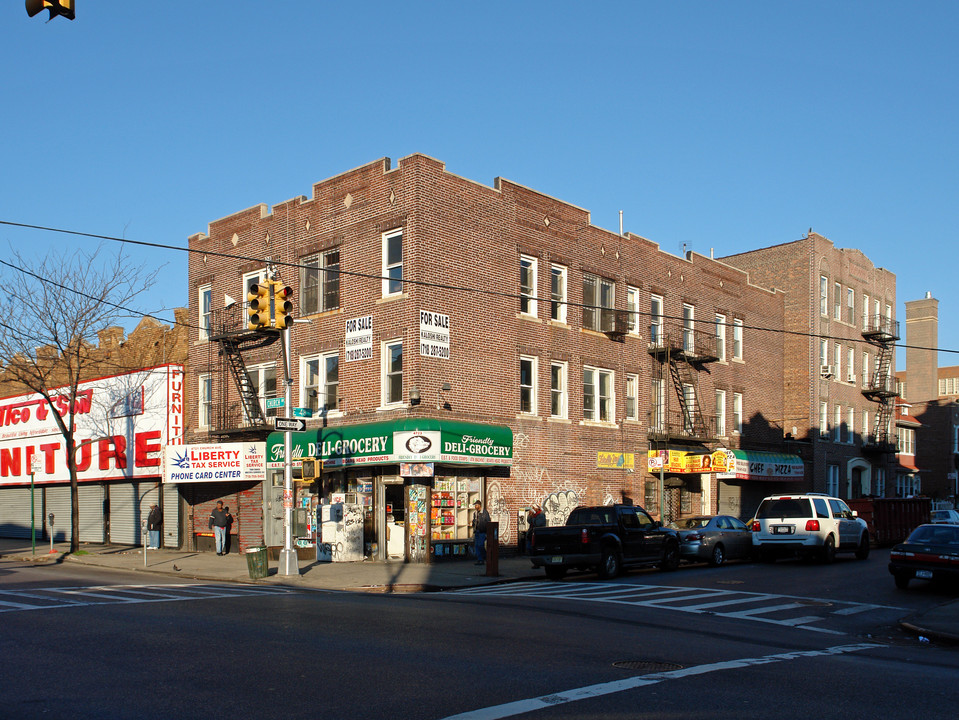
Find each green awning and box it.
[267,419,512,469]
[715,449,804,482]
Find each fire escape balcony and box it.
[647,410,716,444]
[647,327,721,364]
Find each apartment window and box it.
[550,361,568,419]
[862,293,870,330]
[583,366,614,423]
[650,295,664,345]
[833,282,842,320]
[382,340,403,405]
[819,339,828,367]
[862,410,870,444]
[954,425,959,453]
[715,389,726,436]
[820,402,829,438]
[897,473,920,498]
[520,356,537,414]
[732,392,743,434]
[627,287,641,334]
[834,343,842,380]
[898,426,915,455]
[243,269,266,316]
[873,298,881,332]
[847,347,855,383]
[520,255,538,316]
[248,364,278,420]
[847,407,855,444]
[651,378,665,431]
[682,383,696,433]
[715,314,726,361]
[198,374,212,428]
[198,284,212,341]
[846,287,855,324]
[682,304,695,352]
[550,264,567,323]
[302,352,339,415]
[582,273,614,331]
[732,319,743,360]
[382,229,403,296]
[827,464,840,497]
[302,249,340,314]
[875,468,886,497]
[862,352,870,388]
[834,404,843,442]
[625,373,639,421]
[820,276,829,316]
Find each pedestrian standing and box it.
[472,500,490,565]
[147,503,162,549]
[526,503,545,554]
[209,500,229,555]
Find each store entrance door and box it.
[382,479,406,561]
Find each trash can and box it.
[245,546,268,580]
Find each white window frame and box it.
[651,378,665,431]
[847,347,855,383]
[834,404,843,442]
[834,343,842,380]
[732,318,743,360]
[650,294,664,346]
[715,389,727,437]
[583,273,614,331]
[550,264,567,323]
[198,284,212,341]
[834,282,842,320]
[682,303,695,352]
[382,229,404,297]
[243,269,266,317]
[198,373,212,428]
[847,407,855,444]
[550,361,568,419]
[381,339,404,406]
[583,366,615,423]
[732,392,743,434]
[301,351,340,417]
[248,363,278,420]
[301,248,340,315]
[520,254,538,317]
[819,339,828,367]
[715,314,726,362]
[862,352,870,389]
[862,409,870,444]
[627,286,641,335]
[875,468,886,497]
[827,464,840,496]
[846,287,855,324]
[820,276,829,316]
[625,373,639,421]
[862,293,870,330]
[520,355,538,415]
[820,401,829,438]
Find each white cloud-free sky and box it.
[3,2,957,369]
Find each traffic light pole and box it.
[278,324,300,577]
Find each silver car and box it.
[667,515,753,566]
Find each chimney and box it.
[905,294,939,400]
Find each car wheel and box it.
[894,572,910,590]
[820,535,836,564]
[660,542,681,571]
[598,548,622,579]
[855,533,870,560]
[545,566,567,581]
[709,544,725,567]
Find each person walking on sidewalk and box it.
[209,501,230,555]
[472,500,490,565]
[147,503,163,549]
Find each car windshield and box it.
[756,498,812,519]
[907,525,959,545]
[668,518,710,530]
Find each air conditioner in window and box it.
[820,365,835,378]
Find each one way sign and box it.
[274,417,306,432]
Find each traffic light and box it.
[247,282,271,330]
[26,0,75,20]
[273,282,294,330]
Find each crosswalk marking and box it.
[0,583,298,613]
[452,581,904,634]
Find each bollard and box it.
[485,521,499,577]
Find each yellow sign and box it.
[647,448,732,474]
[597,452,634,470]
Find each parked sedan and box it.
[931,509,959,524]
[667,515,753,566]
[888,523,959,589]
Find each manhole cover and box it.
[612,661,685,673]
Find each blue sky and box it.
[3,2,957,370]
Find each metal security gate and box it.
[108,482,142,545]
[0,487,38,539]
[162,484,180,548]
[45,484,106,543]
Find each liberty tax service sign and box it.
[0,365,184,487]
[163,442,266,484]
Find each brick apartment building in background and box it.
[186,154,799,559]
[720,233,899,501]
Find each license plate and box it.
[551,556,563,563]
[916,569,933,579]
[772,525,793,535]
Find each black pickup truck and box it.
[528,504,680,580]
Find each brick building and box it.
[186,154,798,561]
[0,313,189,546]
[720,234,899,498]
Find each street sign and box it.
[293,407,313,418]
[274,417,306,432]
[266,397,286,409]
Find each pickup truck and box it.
[528,504,681,580]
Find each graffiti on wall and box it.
[542,489,578,527]
[486,479,510,540]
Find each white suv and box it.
[751,493,870,563]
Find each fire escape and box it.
[207,303,280,439]
[861,314,899,453]
[647,324,719,444]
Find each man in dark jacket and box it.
[209,501,230,555]
[472,500,491,565]
[147,504,162,549]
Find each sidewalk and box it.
[0,539,540,593]
[2,539,957,643]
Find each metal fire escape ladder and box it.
[861,315,900,452]
[668,352,708,439]
[221,338,268,428]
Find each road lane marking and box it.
[440,642,881,720]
